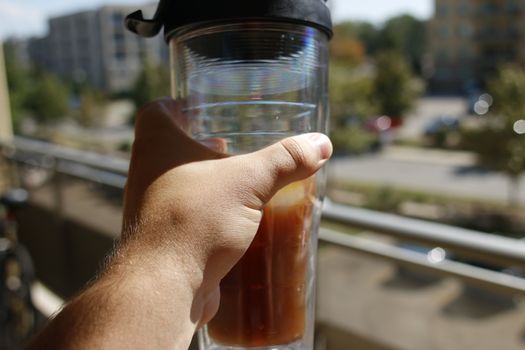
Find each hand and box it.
[27,98,332,350]
[121,97,332,325]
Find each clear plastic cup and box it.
[169,21,329,350]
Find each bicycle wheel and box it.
[1,246,37,349]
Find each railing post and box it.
[0,43,14,144]
[0,144,20,191]
[52,157,64,222]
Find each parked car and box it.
[423,115,461,148]
[423,115,460,137]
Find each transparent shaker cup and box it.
[126,2,332,349]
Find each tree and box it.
[130,57,170,112]
[329,62,379,154]
[378,15,427,75]
[26,72,69,123]
[330,36,366,66]
[372,51,422,118]
[4,43,70,127]
[353,22,381,54]
[330,64,376,120]
[333,15,428,75]
[460,65,525,206]
[78,87,108,127]
[333,21,377,61]
[328,23,379,154]
[3,43,32,131]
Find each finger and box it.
[197,287,220,328]
[231,133,332,208]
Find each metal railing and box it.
[3,136,525,296]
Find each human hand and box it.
[120,98,332,326]
[26,98,332,350]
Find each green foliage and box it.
[378,15,427,74]
[4,43,70,127]
[364,186,404,212]
[460,65,525,205]
[334,15,427,75]
[329,29,423,154]
[462,65,525,177]
[353,22,381,54]
[118,140,132,153]
[489,65,525,128]
[4,44,32,130]
[373,51,422,117]
[130,57,170,111]
[330,126,377,155]
[331,23,367,65]
[78,87,108,127]
[334,21,381,55]
[329,62,379,155]
[25,72,69,123]
[330,63,377,121]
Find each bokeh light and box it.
[479,93,493,106]
[427,247,446,263]
[474,100,490,115]
[376,116,392,131]
[513,120,525,135]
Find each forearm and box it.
[27,245,205,350]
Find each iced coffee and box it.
[208,178,315,347]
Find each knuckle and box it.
[280,138,309,168]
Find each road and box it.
[397,96,468,140]
[327,146,525,205]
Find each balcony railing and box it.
[3,136,525,298]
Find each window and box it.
[112,13,124,28]
[114,32,125,43]
[507,0,521,13]
[459,65,472,79]
[459,23,473,38]
[437,5,448,17]
[115,51,126,61]
[482,2,498,15]
[435,67,452,79]
[459,1,470,16]
[439,26,450,38]
[508,24,521,38]
[459,47,472,60]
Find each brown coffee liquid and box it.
[208,180,314,347]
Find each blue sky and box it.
[0,0,433,39]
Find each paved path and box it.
[317,244,525,350]
[398,97,468,140]
[328,147,525,205]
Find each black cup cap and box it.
[125,0,333,40]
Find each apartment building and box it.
[428,0,525,92]
[29,4,167,92]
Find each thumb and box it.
[232,133,332,208]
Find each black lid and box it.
[125,0,333,40]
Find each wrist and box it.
[109,238,203,293]
[107,236,212,321]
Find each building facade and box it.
[428,0,525,93]
[29,4,168,93]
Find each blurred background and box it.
[0,0,524,349]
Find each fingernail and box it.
[304,133,332,161]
